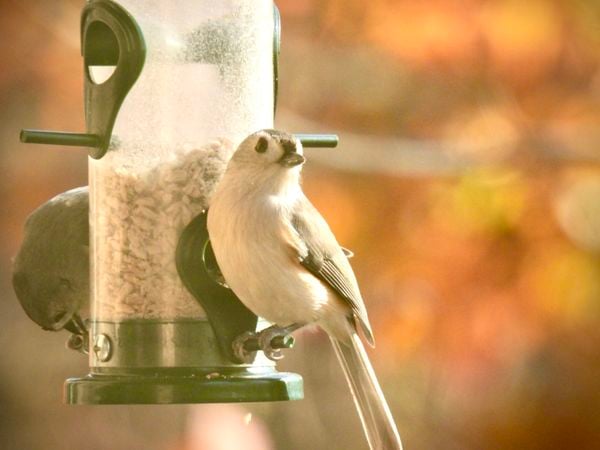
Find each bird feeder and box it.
[20,0,338,405]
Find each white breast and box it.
[208,185,332,327]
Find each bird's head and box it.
[230,129,305,172]
[12,270,81,331]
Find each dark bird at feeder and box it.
[12,187,90,335]
[208,129,403,450]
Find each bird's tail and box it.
[330,331,403,450]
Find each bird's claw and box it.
[258,327,295,361]
[65,314,89,355]
[66,332,89,355]
[232,327,296,363]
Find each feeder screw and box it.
[93,334,112,362]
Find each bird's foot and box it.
[65,314,89,355]
[258,324,299,361]
[232,324,301,363]
[232,331,260,363]
[66,333,89,355]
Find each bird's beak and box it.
[279,153,305,167]
[44,309,74,331]
[278,141,305,167]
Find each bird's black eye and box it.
[255,137,268,153]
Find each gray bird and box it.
[208,129,402,450]
[12,187,89,336]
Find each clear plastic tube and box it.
[90,0,274,321]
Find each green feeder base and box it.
[65,369,303,405]
[67,320,303,404]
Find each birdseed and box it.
[91,138,234,320]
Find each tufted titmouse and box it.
[208,130,402,450]
[12,187,89,336]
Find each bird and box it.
[12,187,89,337]
[207,129,403,450]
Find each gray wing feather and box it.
[291,197,374,346]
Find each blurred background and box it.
[2,0,600,449]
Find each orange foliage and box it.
[367,2,481,69]
[3,1,600,449]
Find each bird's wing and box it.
[289,196,374,346]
